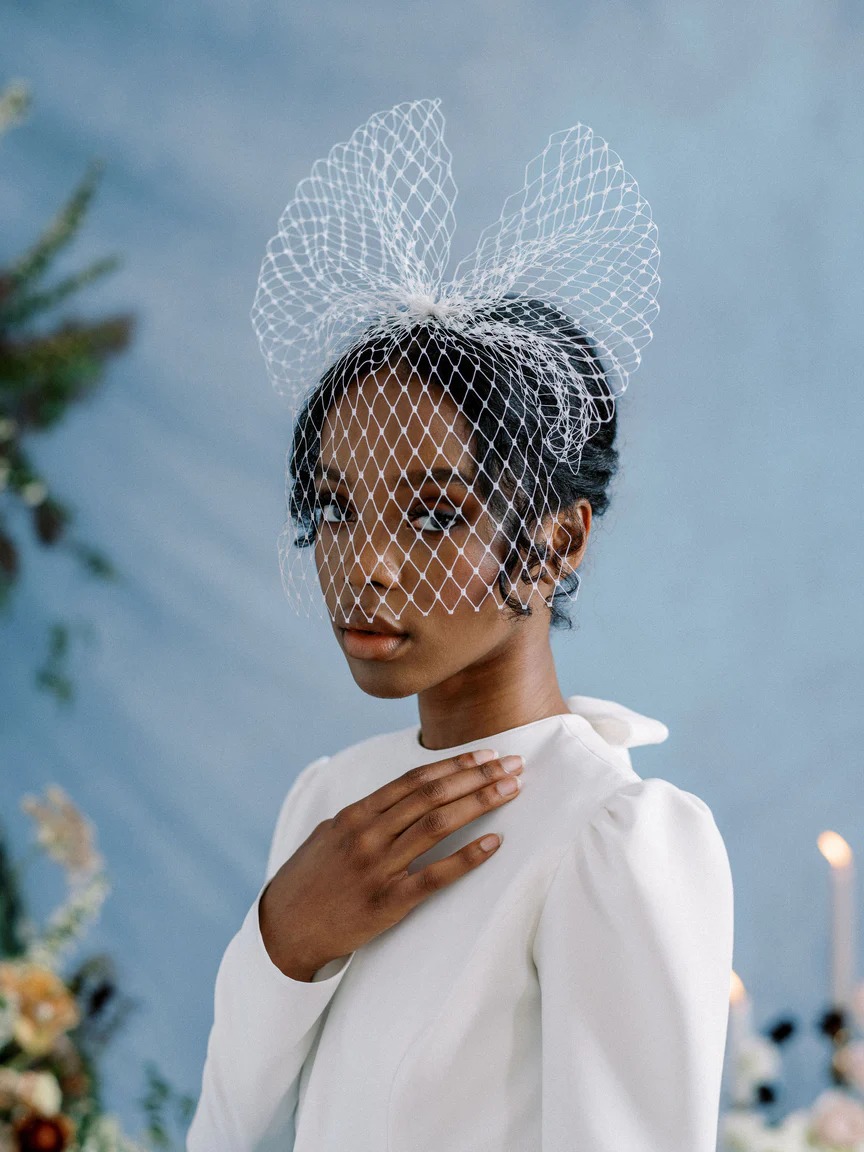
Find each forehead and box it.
[318,368,476,483]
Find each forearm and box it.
[187,880,353,1152]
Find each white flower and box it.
[78,1113,152,1152]
[24,870,111,971]
[20,480,48,506]
[15,1070,63,1116]
[721,1109,767,1150]
[808,1088,864,1150]
[720,1107,812,1151]
[738,1033,783,1082]
[0,1068,62,1116]
[771,1109,818,1152]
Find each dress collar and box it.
[410,693,670,755]
[565,694,670,749]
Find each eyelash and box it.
[313,494,463,534]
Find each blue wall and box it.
[1,0,862,1132]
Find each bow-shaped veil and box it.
[250,99,660,621]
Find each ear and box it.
[532,499,592,600]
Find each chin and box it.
[339,639,431,699]
[346,665,419,700]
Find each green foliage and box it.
[0,821,27,957]
[0,78,30,134]
[0,80,136,702]
[33,621,75,704]
[138,1064,197,1150]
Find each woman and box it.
[186,99,734,1152]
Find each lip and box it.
[340,626,410,661]
[339,616,405,635]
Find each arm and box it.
[186,756,355,1152]
[532,777,734,1152]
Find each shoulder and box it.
[589,775,725,845]
[533,776,734,968]
[549,775,733,913]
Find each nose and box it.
[340,508,402,599]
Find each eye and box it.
[313,492,463,533]
[314,494,351,525]
[411,504,463,533]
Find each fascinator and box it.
[251,99,659,624]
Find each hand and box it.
[258,748,524,980]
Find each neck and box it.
[415,633,570,751]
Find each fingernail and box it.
[500,754,523,773]
[473,748,499,765]
[496,775,520,795]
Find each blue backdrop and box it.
[1,0,862,1134]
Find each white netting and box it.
[250,98,660,629]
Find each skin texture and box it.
[259,366,593,980]
[316,367,593,750]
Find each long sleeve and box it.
[532,776,734,1152]
[186,755,356,1152]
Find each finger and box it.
[380,753,523,842]
[392,833,503,909]
[388,768,522,871]
[347,747,502,819]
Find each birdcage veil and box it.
[250,98,660,625]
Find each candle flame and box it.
[730,969,746,1003]
[817,831,853,868]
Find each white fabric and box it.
[186,694,733,1152]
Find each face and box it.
[312,367,590,699]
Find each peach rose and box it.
[809,1088,864,1149]
[0,961,80,1057]
[835,1040,864,1094]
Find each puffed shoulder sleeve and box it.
[532,776,734,1152]
[186,755,356,1152]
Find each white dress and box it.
[186,694,734,1152]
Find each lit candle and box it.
[727,969,752,1106]
[817,831,856,1014]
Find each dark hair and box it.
[287,294,619,630]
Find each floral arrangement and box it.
[0,784,195,1151]
[721,985,864,1151]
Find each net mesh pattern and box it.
[250,98,660,625]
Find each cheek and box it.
[397,531,502,617]
[421,583,515,687]
[311,514,509,618]
[442,543,502,610]
[410,505,510,615]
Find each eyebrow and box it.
[314,463,476,489]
